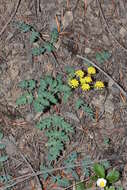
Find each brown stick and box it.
[0,0,22,37]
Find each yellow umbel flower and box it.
[81,83,90,91]
[88,66,96,75]
[80,76,92,84]
[94,81,104,89]
[68,79,79,88]
[75,70,84,78]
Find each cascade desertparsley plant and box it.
[68,67,104,91]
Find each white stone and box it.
[85,47,91,54]
[119,27,127,38]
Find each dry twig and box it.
[0,159,109,190]
[97,0,127,53]
[0,0,22,37]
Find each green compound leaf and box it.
[32,46,46,56]
[40,164,53,181]
[16,95,27,105]
[27,80,36,90]
[64,66,75,76]
[64,152,79,180]
[36,117,52,130]
[93,163,105,178]
[36,96,50,106]
[117,187,123,190]
[75,98,84,110]
[71,169,79,180]
[17,22,32,33]
[18,80,36,90]
[51,115,63,126]
[39,79,47,89]
[25,93,33,104]
[76,182,85,190]
[61,120,74,133]
[75,98,94,119]
[100,160,111,170]
[58,84,71,92]
[0,144,6,149]
[18,80,28,89]
[46,130,69,142]
[17,75,72,116]
[0,133,6,150]
[33,100,44,112]
[82,104,94,119]
[30,29,40,43]
[47,140,64,160]
[50,28,59,44]
[96,51,111,64]
[64,152,77,166]
[44,75,53,85]
[37,115,73,161]
[51,175,70,187]
[82,156,93,177]
[0,132,3,140]
[62,91,71,103]
[46,93,57,104]
[106,169,120,184]
[0,156,8,162]
[0,175,11,184]
[44,42,55,52]
[105,186,115,190]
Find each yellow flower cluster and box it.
[88,66,96,75]
[75,70,84,78]
[94,81,104,89]
[68,67,104,91]
[68,79,79,88]
[80,76,92,84]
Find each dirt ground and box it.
[0,0,127,189]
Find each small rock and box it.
[103,34,111,46]
[105,95,114,114]
[64,112,80,122]
[119,27,127,38]
[6,32,13,41]
[85,47,91,54]
[25,113,34,122]
[62,11,73,29]
[92,95,105,111]
[2,139,17,156]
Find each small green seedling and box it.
[75,98,94,119]
[93,163,120,189]
[15,21,59,56]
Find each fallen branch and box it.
[97,0,127,53]
[0,0,22,37]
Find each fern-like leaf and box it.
[30,29,40,43]
[50,28,59,44]
[17,22,31,33]
[0,156,8,162]
[40,164,53,180]
[36,117,52,130]
[51,175,70,187]
[44,42,55,52]
[82,156,92,177]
